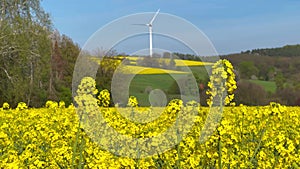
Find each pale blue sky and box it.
[42,0,300,55]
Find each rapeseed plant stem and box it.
[72,122,81,168]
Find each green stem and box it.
[78,134,85,169]
[249,119,270,166]
[218,130,222,169]
[176,110,181,169]
[72,122,81,168]
[72,111,85,169]
[131,107,134,119]
[135,141,140,169]
[218,82,224,169]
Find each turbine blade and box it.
[149,9,160,25]
[132,24,148,26]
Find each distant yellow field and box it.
[175,59,213,66]
[117,65,189,74]
[124,56,213,66]
[91,56,212,67]
[124,56,138,61]
[90,56,211,75]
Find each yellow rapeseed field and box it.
[117,65,188,74]
[174,59,213,66]
[90,56,211,75]
[124,56,213,66]
[0,101,299,168]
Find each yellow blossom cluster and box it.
[127,96,138,107]
[2,102,10,110]
[97,89,110,107]
[16,102,28,111]
[206,59,237,107]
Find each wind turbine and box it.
[133,9,160,57]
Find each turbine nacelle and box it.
[133,9,160,57]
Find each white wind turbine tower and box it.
[134,9,160,57]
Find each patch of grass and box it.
[129,74,189,106]
[247,79,277,93]
[183,66,210,80]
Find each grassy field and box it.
[128,74,186,106]
[184,65,210,79]
[108,57,211,106]
[247,79,277,93]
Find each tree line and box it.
[0,0,80,107]
[244,44,300,57]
